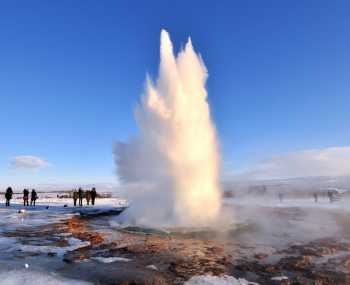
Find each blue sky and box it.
[1,1,350,186]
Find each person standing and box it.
[23,188,29,206]
[73,190,78,207]
[30,189,38,206]
[5,187,13,206]
[85,190,91,205]
[327,190,334,203]
[78,188,83,206]
[278,192,283,203]
[91,187,97,206]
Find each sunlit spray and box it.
[115,30,221,226]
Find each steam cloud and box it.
[114,30,221,226]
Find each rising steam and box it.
[114,30,221,225]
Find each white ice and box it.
[184,275,259,285]
[91,256,131,263]
[224,196,350,211]
[20,237,90,256]
[271,276,289,281]
[0,270,92,285]
[0,196,126,259]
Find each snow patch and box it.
[0,270,92,285]
[145,264,158,271]
[0,236,17,251]
[184,275,259,285]
[271,276,288,281]
[91,256,131,263]
[76,206,127,217]
[20,237,90,256]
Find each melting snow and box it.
[91,256,131,263]
[0,270,92,285]
[20,237,90,256]
[184,275,259,285]
[145,264,158,271]
[271,276,289,281]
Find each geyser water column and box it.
[115,30,221,225]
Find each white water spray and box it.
[115,30,221,225]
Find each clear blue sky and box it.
[0,1,349,186]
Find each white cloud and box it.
[11,155,50,169]
[241,147,350,180]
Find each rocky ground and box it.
[9,214,347,285]
[1,203,350,285]
[61,216,231,284]
[232,238,350,284]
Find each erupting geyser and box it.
[115,30,221,225]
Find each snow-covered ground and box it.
[184,275,258,285]
[0,193,128,224]
[0,195,129,285]
[224,196,350,211]
[0,192,349,284]
[0,270,92,285]
[0,191,127,207]
[0,195,128,233]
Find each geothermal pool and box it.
[0,194,349,285]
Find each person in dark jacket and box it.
[78,188,83,206]
[327,190,334,203]
[73,190,78,207]
[23,188,29,206]
[5,187,13,206]
[278,192,284,203]
[85,190,91,205]
[91,187,97,206]
[30,189,38,206]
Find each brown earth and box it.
[3,214,350,285]
[59,216,350,285]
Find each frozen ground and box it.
[0,194,128,285]
[0,193,349,284]
[0,195,127,236]
[184,275,258,285]
[224,195,350,211]
[0,270,92,285]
